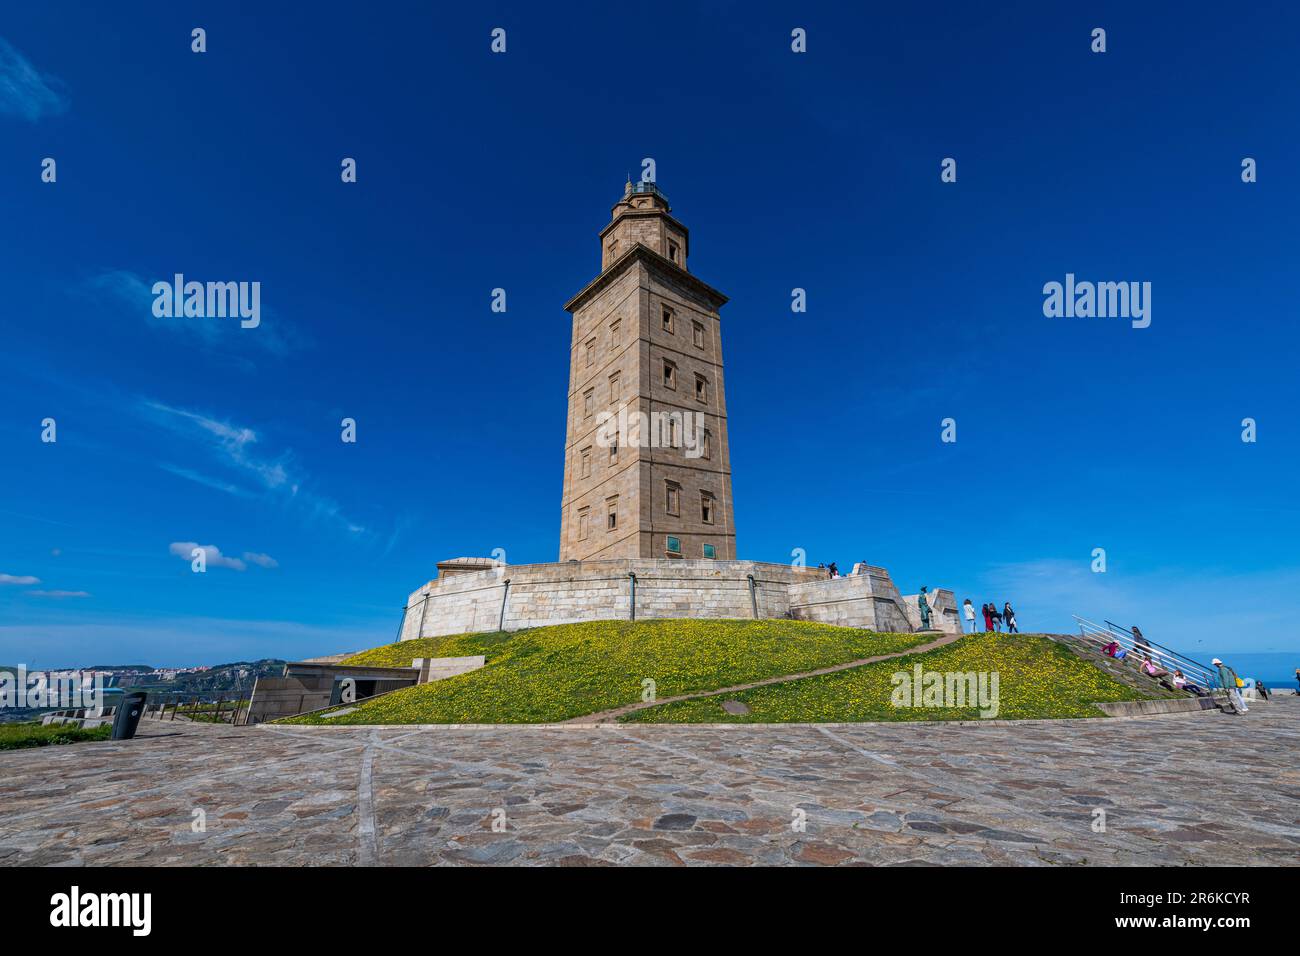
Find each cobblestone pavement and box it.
[2,699,1298,866]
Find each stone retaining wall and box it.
[246,662,420,724]
[399,559,954,640]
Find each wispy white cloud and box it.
[157,463,253,497]
[82,268,306,359]
[168,542,246,571]
[144,401,289,489]
[166,543,279,572]
[143,400,365,535]
[0,573,41,585]
[27,590,90,599]
[0,37,69,121]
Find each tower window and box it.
[668,240,680,264]
[583,388,594,418]
[578,507,590,541]
[610,318,621,338]
[609,430,618,462]
[701,493,715,525]
[666,535,682,556]
[661,414,680,448]
[608,371,620,404]
[695,374,709,404]
[661,307,674,333]
[607,498,618,531]
[692,321,705,349]
[665,481,680,516]
[703,429,712,460]
[662,360,676,389]
[580,446,592,478]
[586,338,596,367]
[702,543,716,559]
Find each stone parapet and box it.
[399,559,948,641]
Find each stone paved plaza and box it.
[2,699,1298,866]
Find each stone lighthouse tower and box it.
[558,180,736,562]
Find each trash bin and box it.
[111,691,148,740]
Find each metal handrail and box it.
[629,180,667,198]
[1078,618,1217,689]
[1096,621,1218,686]
[1072,615,1217,689]
[1101,620,1212,674]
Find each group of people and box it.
[961,599,1017,633]
[1101,640,1210,693]
[1100,633,1259,715]
[817,561,875,579]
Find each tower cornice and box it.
[564,242,728,314]
[598,209,691,257]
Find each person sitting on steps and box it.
[1171,669,1206,696]
[1139,654,1169,680]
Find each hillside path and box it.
[566,630,964,724]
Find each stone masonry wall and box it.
[400,559,825,640]
[399,559,953,641]
[787,567,916,632]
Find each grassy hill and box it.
[623,632,1155,722]
[281,619,932,725]
[280,622,1164,726]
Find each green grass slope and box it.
[281,619,933,725]
[622,632,1155,723]
[0,721,113,750]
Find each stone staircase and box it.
[1045,632,1198,700]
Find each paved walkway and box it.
[1,698,1297,866]
[569,630,963,723]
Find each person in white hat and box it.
[1213,658,1248,714]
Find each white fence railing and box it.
[1071,616,1218,690]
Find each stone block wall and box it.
[246,662,420,724]
[398,558,955,641]
[400,559,826,640]
[787,567,915,632]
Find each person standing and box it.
[990,604,1003,632]
[982,603,993,632]
[963,599,976,634]
[1228,661,1247,713]
[1003,602,1018,633]
[1213,657,1248,714]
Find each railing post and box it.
[416,593,431,640]
[498,579,511,632]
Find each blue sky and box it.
[2,1,1298,671]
